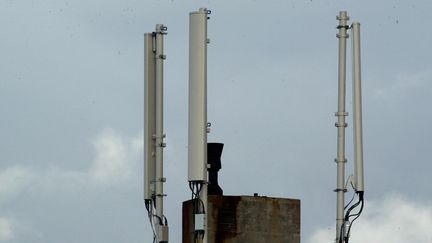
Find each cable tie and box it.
[337,25,351,29]
[334,188,348,192]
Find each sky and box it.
[1,0,432,242]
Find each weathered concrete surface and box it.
[183,195,300,243]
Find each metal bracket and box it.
[334,188,348,192]
[157,54,167,60]
[152,134,166,139]
[345,175,355,190]
[337,25,351,30]
[157,142,167,148]
[156,25,168,33]
[334,158,347,163]
[152,178,166,183]
[336,33,350,38]
[335,122,348,127]
[206,122,211,133]
[335,111,348,116]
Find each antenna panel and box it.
[144,33,156,200]
[352,23,364,192]
[188,9,208,182]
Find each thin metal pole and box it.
[352,22,364,193]
[335,11,349,243]
[201,8,208,243]
[155,24,168,242]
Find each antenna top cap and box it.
[337,11,349,21]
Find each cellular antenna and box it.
[188,7,211,243]
[334,12,365,243]
[352,22,364,193]
[144,24,169,243]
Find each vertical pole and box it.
[352,22,364,193]
[335,11,349,243]
[200,9,209,243]
[155,24,168,242]
[155,23,165,224]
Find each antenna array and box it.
[334,11,365,243]
[144,24,169,243]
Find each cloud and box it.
[308,194,432,243]
[0,128,143,201]
[0,217,13,241]
[0,128,143,240]
[373,70,432,100]
[88,128,142,185]
[0,167,34,202]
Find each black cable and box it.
[189,181,207,243]
[339,194,362,243]
[196,183,205,214]
[345,193,364,243]
[145,199,158,243]
[346,200,363,242]
[190,181,205,214]
[344,192,357,210]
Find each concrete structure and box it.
[183,195,300,243]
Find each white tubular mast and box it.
[188,7,210,243]
[334,12,365,243]
[352,22,364,193]
[144,24,169,243]
[335,11,349,243]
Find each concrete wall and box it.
[183,195,300,243]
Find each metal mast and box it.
[144,24,169,243]
[334,12,365,243]
[335,11,349,243]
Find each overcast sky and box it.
[1,0,432,242]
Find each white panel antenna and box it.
[144,33,156,201]
[188,8,211,243]
[352,22,364,193]
[188,8,210,182]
